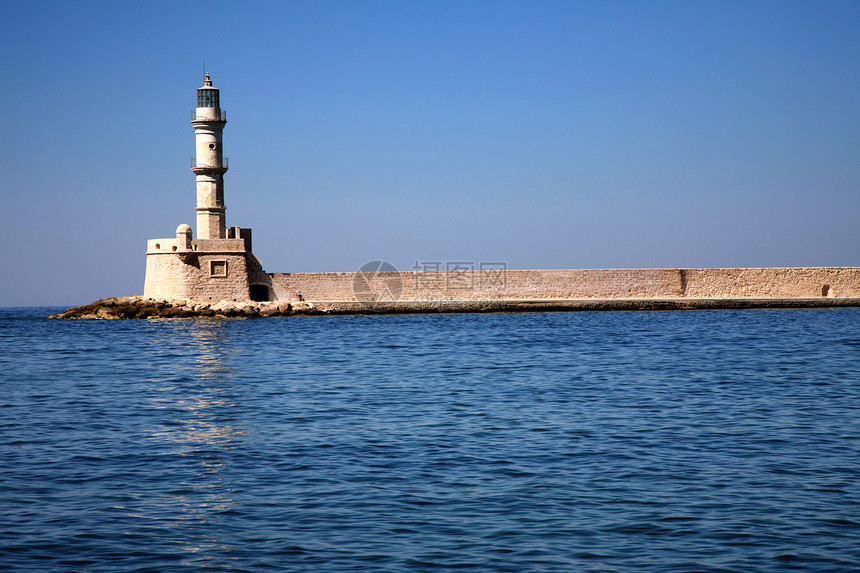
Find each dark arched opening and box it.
[250,284,270,302]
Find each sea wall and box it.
[269,267,860,302]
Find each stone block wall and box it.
[144,251,252,301]
[681,267,857,299]
[144,234,263,302]
[268,267,860,303]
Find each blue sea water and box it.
[1,307,859,572]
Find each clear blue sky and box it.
[1,0,858,306]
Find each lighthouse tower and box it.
[192,73,227,239]
[143,73,272,302]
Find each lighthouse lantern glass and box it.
[197,88,219,108]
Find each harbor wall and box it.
[268,267,860,303]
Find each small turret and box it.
[176,224,193,251]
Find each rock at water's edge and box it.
[48,296,302,319]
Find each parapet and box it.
[226,226,252,252]
[146,236,250,255]
[147,238,181,254]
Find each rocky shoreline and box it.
[47,296,317,319]
[47,295,860,319]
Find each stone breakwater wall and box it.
[269,267,860,302]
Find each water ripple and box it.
[1,308,859,571]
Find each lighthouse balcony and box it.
[191,109,227,122]
[191,157,228,173]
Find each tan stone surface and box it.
[269,267,860,303]
[144,250,251,301]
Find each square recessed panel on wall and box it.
[210,260,227,277]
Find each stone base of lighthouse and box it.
[144,224,272,302]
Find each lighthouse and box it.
[143,73,272,302]
[191,72,228,240]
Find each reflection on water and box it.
[186,320,237,381]
[147,321,247,450]
[144,320,250,563]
